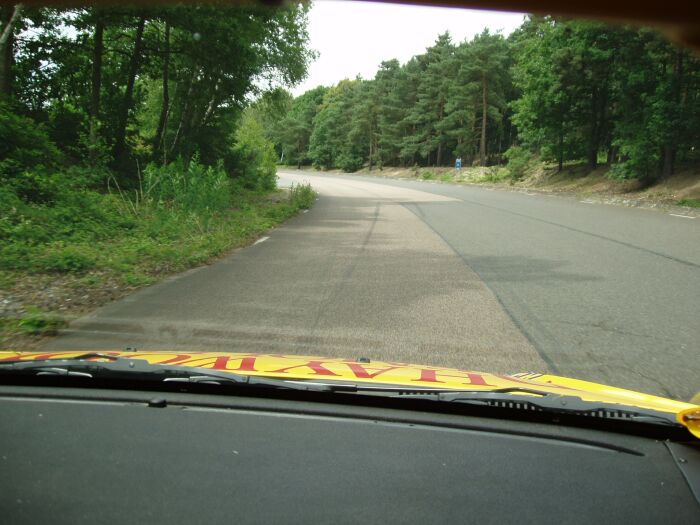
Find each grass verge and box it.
[1,161,316,347]
[677,198,700,208]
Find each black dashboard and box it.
[1,385,699,524]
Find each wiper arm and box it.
[325,384,679,426]
[435,390,679,426]
[0,355,683,426]
[0,354,338,392]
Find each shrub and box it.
[608,137,660,181]
[289,182,316,209]
[677,198,700,208]
[140,158,231,215]
[337,154,363,173]
[231,111,278,191]
[480,166,512,183]
[504,146,532,180]
[0,101,62,181]
[17,306,65,335]
[39,244,98,273]
[48,102,87,156]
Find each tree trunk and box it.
[436,97,444,167]
[662,50,684,179]
[368,125,373,171]
[0,4,23,97]
[199,77,221,128]
[170,70,197,156]
[113,15,146,166]
[587,145,598,170]
[558,123,564,173]
[88,18,104,162]
[154,19,170,164]
[662,145,675,178]
[480,74,488,166]
[587,89,599,170]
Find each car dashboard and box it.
[1,384,699,524]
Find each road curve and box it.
[45,170,700,400]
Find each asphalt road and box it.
[46,170,700,400]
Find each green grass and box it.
[2,166,315,278]
[677,198,700,208]
[0,270,16,289]
[1,162,317,303]
[478,166,512,183]
[0,306,66,336]
[287,182,316,209]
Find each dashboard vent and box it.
[487,400,540,411]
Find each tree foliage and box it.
[270,18,700,181]
[1,4,313,186]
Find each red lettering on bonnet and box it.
[344,363,401,379]
[414,368,495,386]
[156,354,259,372]
[0,352,61,361]
[270,360,340,376]
[0,351,121,362]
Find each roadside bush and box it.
[480,166,512,183]
[337,154,363,173]
[677,198,700,208]
[608,137,660,181]
[17,306,65,335]
[0,101,62,181]
[0,157,315,280]
[48,102,87,156]
[504,146,532,180]
[231,111,278,191]
[38,243,97,273]
[288,182,316,209]
[141,158,231,215]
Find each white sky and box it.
[291,1,526,96]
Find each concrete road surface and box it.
[45,170,700,400]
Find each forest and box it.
[1,6,699,289]
[257,17,700,182]
[0,4,315,299]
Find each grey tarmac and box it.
[45,170,700,400]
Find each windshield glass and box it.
[0,1,698,406]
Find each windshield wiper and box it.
[0,354,681,427]
[328,385,680,426]
[0,353,342,393]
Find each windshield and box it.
[0,1,698,407]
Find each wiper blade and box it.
[0,353,337,392]
[325,384,679,426]
[434,390,677,426]
[0,355,682,426]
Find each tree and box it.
[278,85,327,167]
[309,80,362,170]
[231,108,277,191]
[0,4,23,96]
[512,17,585,171]
[459,30,510,166]
[373,59,404,167]
[403,33,454,166]
[4,4,313,182]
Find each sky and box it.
[291,1,526,96]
